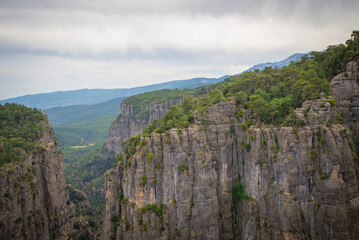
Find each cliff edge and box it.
[103,61,359,240]
[0,114,70,239]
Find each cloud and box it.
[0,53,250,100]
[0,0,358,99]
[0,9,355,59]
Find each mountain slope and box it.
[51,114,118,147]
[245,53,306,72]
[0,76,228,109]
[44,97,126,125]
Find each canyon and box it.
[102,61,359,240]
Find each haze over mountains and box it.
[0,53,304,111]
[245,53,305,72]
[0,76,229,109]
[0,53,305,148]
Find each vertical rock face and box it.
[105,99,181,154]
[0,118,70,240]
[331,60,359,147]
[103,61,359,240]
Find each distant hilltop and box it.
[244,53,306,72]
[0,76,228,109]
[0,53,305,110]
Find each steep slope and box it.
[331,60,359,147]
[105,90,186,154]
[0,108,70,239]
[102,60,359,239]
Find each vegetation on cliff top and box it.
[0,103,45,166]
[119,89,201,119]
[121,30,359,157]
[153,30,359,128]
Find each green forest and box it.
[52,113,118,148]
[122,30,359,156]
[121,89,198,119]
[0,103,45,166]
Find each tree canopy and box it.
[0,103,45,166]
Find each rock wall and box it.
[0,117,70,240]
[105,99,181,154]
[103,61,359,240]
[331,60,359,148]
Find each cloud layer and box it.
[0,0,358,99]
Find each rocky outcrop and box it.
[103,61,359,239]
[105,99,181,154]
[0,117,70,239]
[331,60,359,148]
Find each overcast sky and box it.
[0,0,358,100]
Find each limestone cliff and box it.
[103,61,359,240]
[0,117,70,239]
[105,99,181,154]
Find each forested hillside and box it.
[45,97,125,125]
[0,103,45,165]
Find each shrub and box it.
[183,121,190,128]
[231,178,250,204]
[177,128,182,136]
[311,150,317,160]
[328,99,336,107]
[178,163,188,173]
[139,175,147,187]
[318,135,325,145]
[237,110,244,117]
[244,143,251,152]
[230,125,235,134]
[154,163,163,169]
[146,153,155,163]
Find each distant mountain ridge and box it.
[0,53,305,109]
[44,97,127,125]
[244,53,306,72]
[0,76,228,109]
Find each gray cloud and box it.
[0,0,358,99]
[1,0,358,22]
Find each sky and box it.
[0,0,358,100]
